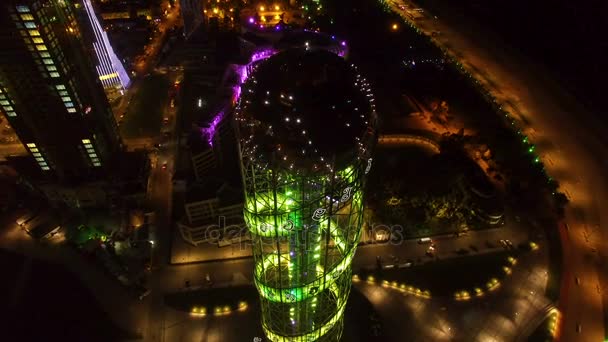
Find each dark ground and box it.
[0,249,136,342]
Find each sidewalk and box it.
[170,232,252,264]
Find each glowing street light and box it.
[391,23,399,31]
[260,5,265,11]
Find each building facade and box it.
[80,0,131,94]
[0,0,122,181]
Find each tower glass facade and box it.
[237,48,377,341]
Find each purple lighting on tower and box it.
[200,47,278,146]
[249,17,255,24]
[200,41,348,146]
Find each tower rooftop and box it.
[238,48,374,172]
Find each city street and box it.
[385,0,607,340]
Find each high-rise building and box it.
[0,0,122,182]
[237,48,377,341]
[180,0,203,38]
[80,0,130,94]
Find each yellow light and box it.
[274,5,280,10]
[99,72,118,81]
[260,6,265,11]
[213,8,218,14]
[274,15,280,20]
[391,23,398,31]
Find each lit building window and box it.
[61,96,71,102]
[64,101,73,107]
[58,91,68,96]
[25,22,36,28]
[28,29,40,36]
[49,72,60,78]
[35,44,47,51]
[43,58,53,65]
[20,14,34,20]
[81,138,101,166]
[55,84,66,90]
[16,6,30,13]
[32,37,43,44]
[25,142,51,171]
[67,108,76,113]
[0,100,9,106]
[46,65,57,72]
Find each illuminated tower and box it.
[0,0,121,180]
[81,0,130,93]
[237,48,377,341]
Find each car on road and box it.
[137,287,151,300]
[163,117,170,125]
[418,237,433,244]
[499,239,513,249]
[398,261,412,268]
[161,162,167,170]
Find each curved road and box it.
[386,0,606,340]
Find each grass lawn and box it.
[121,74,170,138]
[359,250,517,297]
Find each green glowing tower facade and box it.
[237,48,377,341]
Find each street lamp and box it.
[391,23,399,31]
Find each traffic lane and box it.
[151,224,529,293]
[155,259,255,293]
[355,225,529,269]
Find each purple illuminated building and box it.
[200,35,348,146]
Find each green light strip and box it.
[245,162,365,341]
